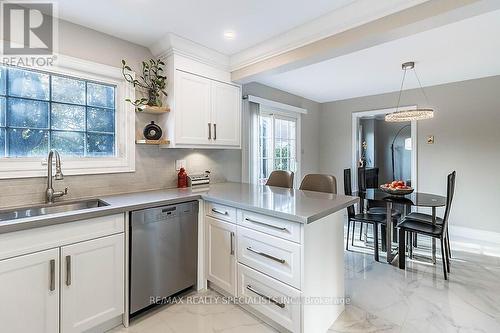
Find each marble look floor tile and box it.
[108,244,500,333]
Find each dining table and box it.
[360,189,447,268]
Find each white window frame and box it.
[257,106,301,186]
[0,54,135,179]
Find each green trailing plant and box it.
[121,58,167,111]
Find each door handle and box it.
[65,255,72,286]
[49,259,55,291]
[211,208,228,216]
[213,123,217,140]
[244,218,288,232]
[208,123,212,140]
[246,247,286,264]
[230,232,235,255]
[246,285,285,308]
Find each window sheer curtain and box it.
[241,99,259,184]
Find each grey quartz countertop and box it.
[0,182,358,234]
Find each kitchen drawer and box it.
[205,202,237,223]
[237,226,301,289]
[238,263,301,333]
[239,210,301,243]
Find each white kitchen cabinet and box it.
[205,216,237,296]
[61,233,124,333]
[211,80,241,147]
[0,248,60,333]
[161,63,241,149]
[175,70,212,145]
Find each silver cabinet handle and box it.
[208,123,212,140]
[245,218,288,232]
[230,232,235,255]
[65,255,71,286]
[246,285,285,308]
[212,208,228,216]
[246,247,286,264]
[213,123,217,140]
[49,259,55,291]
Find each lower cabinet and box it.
[0,248,60,333]
[61,234,125,333]
[0,215,125,333]
[206,216,237,296]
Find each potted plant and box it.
[121,58,167,111]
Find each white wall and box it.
[0,20,241,207]
[242,82,321,180]
[320,75,500,234]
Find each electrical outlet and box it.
[175,160,186,171]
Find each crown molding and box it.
[228,0,429,71]
[149,33,230,71]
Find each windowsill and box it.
[0,156,135,179]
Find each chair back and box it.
[442,171,457,232]
[299,174,337,194]
[343,169,356,218]
[266,170,294,189]
[357,167,367,192]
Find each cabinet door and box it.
[211,81,241,147]
[206,216,237,296]
[61,234,124,333]
[0,248,59,333]
[175,70,212,145]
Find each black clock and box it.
[143,121,162,140]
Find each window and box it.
[0,65,116,158]
[257,111,298,185]
[0,55,135,179]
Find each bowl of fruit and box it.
[380,181,414,195]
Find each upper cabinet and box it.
[159,54,242,149]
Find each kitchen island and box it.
[0,182,358,333]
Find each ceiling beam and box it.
[231,0,500,83]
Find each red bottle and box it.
[177,167,188,188]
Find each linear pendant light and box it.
[385,62,434,122]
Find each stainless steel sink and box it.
[0,199,109,222]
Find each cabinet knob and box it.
[208,123,212,140]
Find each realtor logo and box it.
[2,2,54,55]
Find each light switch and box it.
[175,160,186,170]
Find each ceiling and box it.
[256,9,500,103]
[55,0,355,55]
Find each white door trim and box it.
[351,105,417,192]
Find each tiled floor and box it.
[109,232,500,333]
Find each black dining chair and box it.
[398,171,456,280]
[404,172,456,259]
[344,169,397,262]
[357,167,401,244]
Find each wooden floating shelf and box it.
[137,106,170,114]
[135,139,170,145]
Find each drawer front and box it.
[205,202,237,223]
[239,210,301,243]
[237,226,301,289]
[0,214,125,261]
[238,263,301,333]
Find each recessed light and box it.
[223,30,236,40]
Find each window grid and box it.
[257,114,297,185]
[0,65,116,158]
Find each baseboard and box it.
[449,225,500,243]
[448,225,500,255]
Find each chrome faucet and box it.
[46,149,68,203]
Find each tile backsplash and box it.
[0,146,241,208]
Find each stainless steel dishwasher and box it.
[130,201,198,316]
